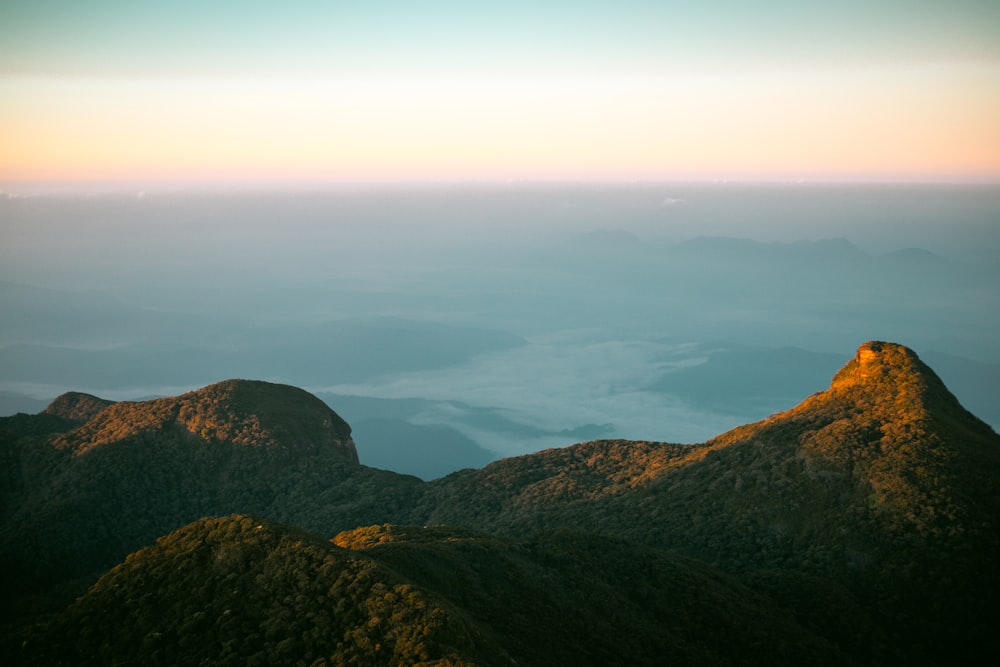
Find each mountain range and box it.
[1,341,998,665]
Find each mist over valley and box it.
[2,183,998,478]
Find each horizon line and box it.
[4,175,1000,196]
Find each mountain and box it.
[41,391,115,422]
[14,516,506,666]
[2,342,998,664]
[53,379,358,460]
[13,516,844,666]
[419,342,999,542]
[0,380,426,620]
[416,342,1000,662]
[671,236,866,265]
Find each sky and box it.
[2,1,1000,184]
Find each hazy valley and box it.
[2,185,998,478]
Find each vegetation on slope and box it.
[10,517,849,667]
[13,516,500,666]
[2,343,998,664]
[0,381,419,621]
[415,438,699,532]
[41,391,115,422]
[410,342,1000,663]
[336,524,849,666]
[55,379,357,460]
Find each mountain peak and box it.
[58,379,359,462]
[830,340,924,391]
[822,341,964,420]
[831,340,926,387]
[200,379,359,459]
[43,391,115,422]
[703,341,999,539]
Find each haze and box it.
[1,3,999,478]
[2,184,998,478]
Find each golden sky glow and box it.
[2,2,999,184]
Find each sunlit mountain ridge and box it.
[2,342,998,664]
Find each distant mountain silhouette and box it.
[2,343,998,664]
[671,236,866,264]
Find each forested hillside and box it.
[0,380,420,621]
[2,343,998,664]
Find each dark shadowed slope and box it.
[12,516,506,667]
[0,380,423,620]
[11,516,845,667]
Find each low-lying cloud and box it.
[313,335,740,456]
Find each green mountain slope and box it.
[13,515,502,666]
[41,391,115,422]
[12,516,849,667]
[0,380,422,620]
[417,342,999,558]
[2,342,997,664]
[416,342,1000,662]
